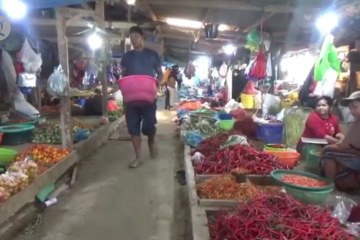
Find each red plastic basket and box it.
[118,75,157,103]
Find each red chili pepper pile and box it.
[281,175,328,188]
[193,130,243,156]
[194,144,289,174]
[208,193,353,240]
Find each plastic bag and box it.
[185,131,205,147]
[248,52,267,80]
[47,65,69,97]
[18,39,42,73]
[113,90,123,101]
[191,152,204,165]
[313,68,338,98]
[0,173,18,194]
[8,159,38,182]
[0,187,10,203]
[224,99,241,113]
[10,171,29,191]
[220,135,249,149]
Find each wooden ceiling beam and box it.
[243,12,275,33]
[139,0,318,13]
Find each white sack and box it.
[18,39,42,73]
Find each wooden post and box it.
[55,8,73,149]
[96,0,108,117]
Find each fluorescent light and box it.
[126,0,136,5]
[2,0,27,19]
[316,12,338,34]
[166,18,202,29]
[223,45,236,55]
[218,24,228,31]
[88,33,103,50]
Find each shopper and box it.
[296,96,343,153]
[120,26,163,168]
[84,89,103,116]
[320,91,360,192]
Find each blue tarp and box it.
[24,0,95,9]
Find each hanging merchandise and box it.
[243,81,256,95]
[314,35,340,82]
[245,30,261,52]
[17,38,42,73]
[313,68,338,98]
[17,73,37,88]
[246,47,267,81]
[184,61,195,79]
[219,62,228,78]
[47,65,69,97]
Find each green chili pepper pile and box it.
[209,193,353,240]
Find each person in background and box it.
[171,65,182,89]
[320,91,360,192]
[120,26,163,168]
[84,89,103,116]
[167,71,177,110]
[163,67,171,109]
[296,96,344,153]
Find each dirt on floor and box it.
[14,110,192,240]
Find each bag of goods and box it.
[0,187,10,203]
[0,173,18,194]
[10,171,29,191]
[8,160,38,182]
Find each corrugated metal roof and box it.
[25,0,94,9]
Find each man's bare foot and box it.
[128,158,142,168]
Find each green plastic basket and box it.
[0,148,18,165]
[305,149,322,168]
[1,119,37,126]
[284,185,333,204]
[0,124,35,133]
[271,170,334,191]
[218,120,234,131]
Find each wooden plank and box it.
[198,199,239,208]
[183,145,210,240]
[0,151,78,226]
[74,116,125,160]
[56,7,73,149]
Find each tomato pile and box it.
[16,145,71,165]
[281,175,328,188]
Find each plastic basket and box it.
[119,75,157,104]
[305,148,322,169]
[271,170,334,191]
[1,119,37,126]
[0,148,18,166]
[0,125,34,145]
[284,185,333,204]
[218,120,234,131]
[218,113,233,120]
[264,150,300,168]
[256,123,283,144]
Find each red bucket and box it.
[119,75,157,103]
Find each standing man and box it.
[121,26,164,168]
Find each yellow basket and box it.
[240,93,254,109]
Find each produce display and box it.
[5,119,32,123]
[8,160,38,182]
[108,111,122,122]
[196,175,280,201]
[194,144,289,174]
[178,101,202,110]
[281,174,328,187]
[194,130,243,156]
[32,124,84,144]
[0,172,28,195]
[208,193,352,240]
[16,145,71,165]
[0,187,10,203]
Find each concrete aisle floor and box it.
[14,109,191,240]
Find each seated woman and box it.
[84,89,103,116]
[296,96,344,153]
[321,91,360,192]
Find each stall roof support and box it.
[56,7,73,149]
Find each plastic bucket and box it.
[219,120,234,131]
[256,123,283,144]
[119,75,157,104]
[264,150,300,168]
[218,113,233,120]
[78,98,86,107]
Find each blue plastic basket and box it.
[256,123,283,144]
[218,113,233,120]
[77,98,86,107]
